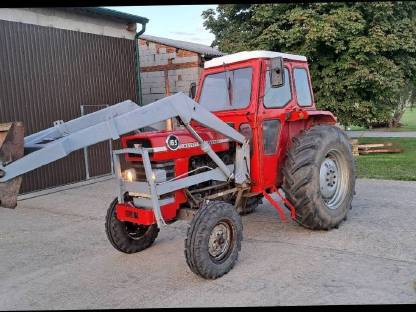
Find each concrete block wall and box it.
[139,39,202,106]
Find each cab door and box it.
[257,60,295,188]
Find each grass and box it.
[347,108,416,132]
[400,108,416,131]
[355,137,416,181]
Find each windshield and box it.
[198,67,252,112]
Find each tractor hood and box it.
[121,126,231,161]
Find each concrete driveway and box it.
[0,178,415,309]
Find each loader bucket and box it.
[0,122,24,209]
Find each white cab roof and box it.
[204,50,307,68]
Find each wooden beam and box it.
[140,61,200,72]
[359,148,402,154]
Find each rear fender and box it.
[306,110,337,126]
[276,110,338,186]
[284,110,337,144]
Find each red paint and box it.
[122,127,229,162]
[263,191,287,221]
[116,202,178,225]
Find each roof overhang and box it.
[63,7,149,25]
[204,50,307,68]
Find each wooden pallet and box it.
[349,139,402,155]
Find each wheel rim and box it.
[319,149,349,210]
[208,221,233,262]
[124,222,148,240]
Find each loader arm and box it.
[0,92,247,208]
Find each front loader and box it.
[0,50,355,279]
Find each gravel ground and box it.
[0,178,415,309]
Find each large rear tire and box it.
[184,201,243,279]
[281,125,355,230]
[105,198,159,253]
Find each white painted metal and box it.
[234,141,250,184]
[80,104,113,180]
[0,92,247,183]
[204,50,307,68]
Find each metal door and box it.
[80,105,114,179]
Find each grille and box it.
[129,160,175,201]
[131,160,175,182]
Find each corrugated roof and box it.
[63,7,149,25]
[140,34,224,57]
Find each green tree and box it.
[203,2,416,128]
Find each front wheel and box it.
[105,198,159,253]
[282,125,355,230]
[184,201,243,279]
[237,196,262,215]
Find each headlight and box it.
[124,169,136,182]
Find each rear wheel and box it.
[105,198,159,253]
[281,125,355,230]
[184,201,243,279]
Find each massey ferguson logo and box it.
[166,135,180,151]
[157,136,230,152]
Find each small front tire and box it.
[237,196,262,215]
[105,198,159,253]
[184,201,243,279]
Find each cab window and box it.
[262,119,281,154]
[199,67,252,112]
[264,67,291,108]
[293,68,313,107]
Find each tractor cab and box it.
[196,50,315,113]
[192,51,335,192]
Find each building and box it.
[139,35,224,107]
[0,7,148,193]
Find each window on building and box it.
[293,68,313,107]
[198,67,252,112]
[264,68,291,108]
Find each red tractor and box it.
[0,51,355,279]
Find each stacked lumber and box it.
[357,142,402,155]
[349,139,359,157]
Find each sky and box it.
[107,5,218,46]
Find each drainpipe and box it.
[134,22,147,106]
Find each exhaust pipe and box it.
[0,122,24,208]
